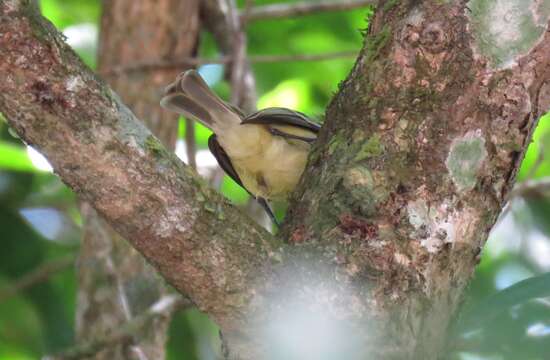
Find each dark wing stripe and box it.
[241,107,321,133]
[268,127,317,143]
[208,135,251,195]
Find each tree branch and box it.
[281,0,550,357]
[0,1,279,329]
[509,177,550,198]
[100,51,357,77]
[240,0,375,23]
[201,0,258,111]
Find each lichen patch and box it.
[155,205,188,238]
[467,0,550,69]
[407,199,456,253]
[446,130,487,192]
[65,75,85,93]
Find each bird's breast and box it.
[219,124,311,200]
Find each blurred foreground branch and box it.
[240,0,375,22]
[0,255,74,304]
[45,295,189,360]
[509,177,550,198]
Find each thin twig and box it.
[495,175,550,229]
[0,255,74,304]
[100,51,357,77]
[252,50,357,63]
[509,177,550,199]
[44,295,189,360]
[496,145,548,225]
[241,0,375,23]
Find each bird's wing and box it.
[208,134,249,193]
[241,107,321,133]
[208,134,278,226]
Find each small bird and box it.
[160,70,320,225]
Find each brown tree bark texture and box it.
[1,0,550,359]
[0,0,278,333]
[282,0,550,358]
[75,1,200,359]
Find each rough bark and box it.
[0,0,279,332]
[281,0,550,358]
[1,0,550,359]
[75,2,200,359]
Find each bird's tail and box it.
[160,70,240,130]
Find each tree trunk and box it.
[278,0,550,358]
[1,0,549,359]
[75,1,199,359]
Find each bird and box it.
[160,70,320,226]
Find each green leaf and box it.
[220,176,250,204]
[523,194,550,237]
[456,272,550,332]
[40,0,100,30]
[0,142,38,172]
[518,113,550,180]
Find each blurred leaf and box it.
[0,171,34,207]
[0,346,36,360]
[24,173,76,209]
[258,78,312,111]
[457,272,550,332]
[453,300,550,359]
[167,309,220,360]
[40,0,100,30]
[0,142,37,172]
[523,194,550,237]
[220,175,250,204]
[0,276,44,356]
[0,208,75,352]
[518,113,550,180]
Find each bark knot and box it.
[420,22,448,53]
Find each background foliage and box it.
[0,1,549,359]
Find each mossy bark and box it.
[280,0,550,358]
[75,2,200,359]
[1,0,550,359]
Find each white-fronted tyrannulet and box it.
[160,70,320,225]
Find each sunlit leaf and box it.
[220,176,250,204]
[518,113,550,180]
[0,142,37,172]
[258,78,312,111]
[40,0,100,30]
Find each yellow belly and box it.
[217,124,311,200]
